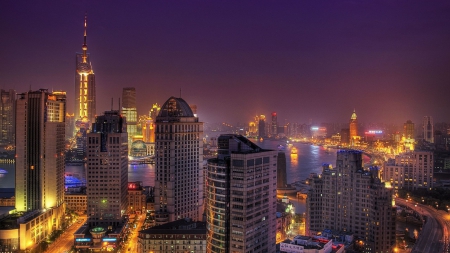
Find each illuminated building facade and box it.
[15,89,66,211]
[154,97,203,224]
[86,110,128,228]
[138,219,206,253]
[383,151,433,191]
[349,110,358,145]
[121,87,137,146]
[149,103,161,120]
[271,112,278,136]
[206,134,277,253]
[128,182,146,215]
[403,120,415,139]
[306,150,395,253]
[11,89,66,250]
[0,89,15,146]
[423,116,434,143]
[75,15,96,123]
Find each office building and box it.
[206,134,278,253]
[306,150,395,253]
[423,116,434,143]
[9,89,66,250]
[383,151,433,191]
[75,15,96,123]
[271,112,278,137]
[403,120,415,139]
[86,110,128,228]
[258,115,266,139]
[154,97,203,224]
[138,219,206,253]
[0,89,15,146]
[15,89,66,211]
[122,87,137,145]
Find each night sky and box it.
[1,1,450,125]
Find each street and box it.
[45,215,87,253]
[396,198,448,253]
[124,214,145,253]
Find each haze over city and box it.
[1,1,450,124]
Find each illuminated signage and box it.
[311,127,319,131]
[76,238,91,242]
[103,238,117,242]
[366,130,383,134]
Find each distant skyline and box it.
[1,1,450,124]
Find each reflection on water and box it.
[65,163,156,187]
[0,163,15,188]
[257,141,338,184]
[290,154,298,168]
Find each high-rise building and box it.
[423,116,434,143]
[86,110,128,228]
[65,113,75,140]
[306,150,395,253]
[15,89,66,211]
[271,112,278,136]
[277,152,287,188]
[75,15,96,123]
[349,110,358,145]
[206,134,277,252]
[383,151,433,191]
[0,89,16,145]
[121,87,137,142]
[403,120,415,139]
[154,97,203,224]
[258,115,266,139]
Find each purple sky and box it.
[1,1,450,125]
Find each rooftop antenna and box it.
[118,98,121,111]
[81,13,88,63]
[111,98,113,111]
[180,88,182,98]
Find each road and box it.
[45,215,87,253]
[396,198,447,253]
[124,214,145,252]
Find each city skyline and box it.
[1,1,450,124]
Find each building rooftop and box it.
[157,97,194,119]
[139,218,206,235]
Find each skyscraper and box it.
[306,150,395,253]
[75,15,96,123]
[258,114,266,139]
[349,109,358,145]
[15,89,66,211]
[271,112,278,136]
[206,134,277,253]
[86,110,128,228]
[423,116,434,143]
[403,120,415,139]
[0,89,16,145]
[154,97,203,224]
[121,87,137,146]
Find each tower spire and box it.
[82,14,88,63]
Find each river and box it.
[1,139,363,214]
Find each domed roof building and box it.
[154,96,203,224]
[130,140,147,157]
[156,97,196,122]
